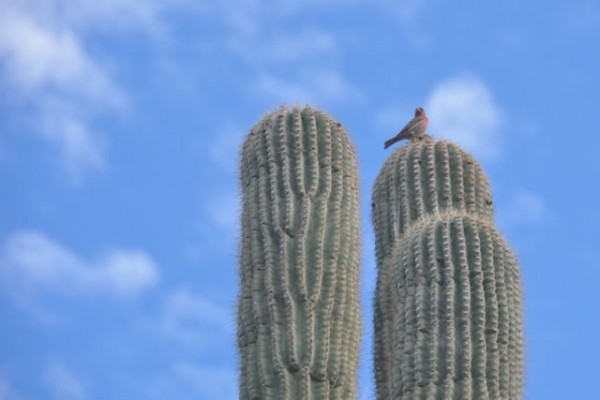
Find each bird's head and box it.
[415,107,426,116]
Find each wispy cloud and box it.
[44,361,88,400]
[197,3,362,107]
[29,0,181,33]
[133,289,234,398]
[265,29,338,62]
[497,190,547,230]
[257,68,364,106]
[246,27,363,106]
[0,6,123,179]
[395,0,430,23]
[160,288,232,348]
[229,28,338,64]
[0,376,22,400]
[0,9,120,101]
[367,0,433,49]
[133,359,237,399]
[0,0,193,180]
[38,99,108,179]
[426,74,504,160]
[0,230,160,303]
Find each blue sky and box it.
[1,0,599,398]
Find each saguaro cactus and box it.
[372,138,523,399]
[238,106,361,399]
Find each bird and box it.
[384,107,429,149]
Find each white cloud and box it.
[0,0,194,180]
[160,288,231,348]
[0,5,124,179]
[426,75,504,160]
[100,249,161,295]
[0,0,192,86]
[44,361,88,400]
[0,10,120,101]
[0,230,160,301]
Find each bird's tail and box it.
[384,137,396,149]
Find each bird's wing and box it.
[396,117,425,140]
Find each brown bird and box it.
[384,107,429,149]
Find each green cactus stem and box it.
[238,106,361,399]
[372,138,523,399]
[372,139,494,264]
[387,212,523,399]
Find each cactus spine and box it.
[372,138,523,399]
[238,106,361,399]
